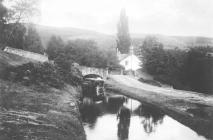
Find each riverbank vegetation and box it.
[1,0,118,90]
[46,36,119,69]
[140,37,213,94]
[0,0,44,54]
[1,61,82,89]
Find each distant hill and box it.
[35,25,116,50]
[35,25,213,50]
[132,34,213,50]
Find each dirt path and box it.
[106,75,213,139]
[108,75,213,105]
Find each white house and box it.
[119,54,141,71]
[117,45,142,71]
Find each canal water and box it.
[79,95,208,140]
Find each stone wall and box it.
[4,46,48,63]
[79,66,108,78]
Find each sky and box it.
[39,0,213,37]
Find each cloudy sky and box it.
[39,0,213,37]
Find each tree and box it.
[140,37,187,89]
[6,23,26,49]
[185,46,213,93]
[46,37,119,69]
[117,8,131,54]
[140,37,213,94]
[24,24,44,54]
[0,0,40,49]
[8,0,40,23]
[140,37,165,74]
[0,0,7,22]
[0,0,8,46]
[66,39,118,68]
[46,36,65,60]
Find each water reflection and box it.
[79,96,126,129]
[80,104,102,129]
[105,96,126,114]
[134,104,164,134]
[117,106,131,140]
[80,95,208,140]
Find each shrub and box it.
[140,43,213,94]
[3,62,65,88]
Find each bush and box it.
[3,62,65,88]
[46,37,119,69]
[141,43,186,88]
[184,46,213,93]
[2,61,83,89]
[140,43,213,94]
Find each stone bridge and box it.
[79,66,108,79]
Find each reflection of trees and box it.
[134,104,165,134]
[117,119,130,140]
[79,97,126,129]
[105,97,126,114]
[79,104,102,129]
[117,106,131,140]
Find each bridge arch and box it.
[79,66,108,79]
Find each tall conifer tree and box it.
[117,8,131,54]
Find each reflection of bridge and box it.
[79,66,108,79]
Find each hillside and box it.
[0,79,86,140]
[132,34,213,50]
[36,25,213,50]
[35,25,116,49]
[0,47,86,140]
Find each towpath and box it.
[106,75,213,139]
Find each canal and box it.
[79,94,209,140]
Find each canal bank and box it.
[105,75,213,139]
[0,79,86,140]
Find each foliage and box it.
[54,52,83,86]
[24,24,44,54]
[6,23,26,49]
[2,61,82,89]
[184,46,213,93]
[46,37,119,69]
[46,36,65,59]
[117,8,131,54]
[141,45,186,88]
[0,0,7,23]
[2,63,64,88]
[140,37,213,94]
[66,39,106,68]
[6,0,40,23]
[0,0,40,50]
[0,0,8,45]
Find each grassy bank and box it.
[0,79,86,140]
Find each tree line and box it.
[140,36,213,94]
[0,0,44,54]
[46,36,119,69]
[0,0,119,89]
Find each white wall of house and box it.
[119,54,141,71]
